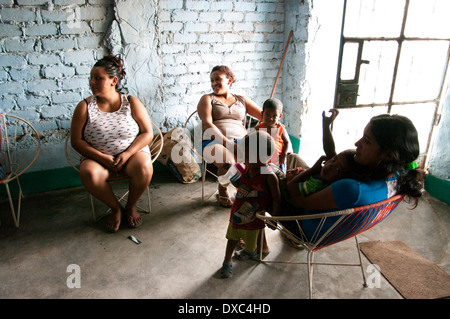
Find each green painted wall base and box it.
[1,166,82,199]
[425,174,450,205]
[0,161,166,200]
[3,148,448,208]
[1,138,302,200]
[289,134,301,154]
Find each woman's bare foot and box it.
[106,207,123,233]
[126,205,143,228]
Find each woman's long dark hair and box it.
[94,55,126,91]
[369,114,424,206]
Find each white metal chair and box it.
[256,194,406,298]
[183,110,258,203]
[183,110,214,202]
[0,114,41,228]
[65,122,163,222]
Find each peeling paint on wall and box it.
[107,0,164,125]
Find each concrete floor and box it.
[0,169,449,299]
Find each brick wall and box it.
[0,0,302,171]
[0,0,114,166]
[155,0,286,128]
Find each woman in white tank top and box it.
[70,55,154,232]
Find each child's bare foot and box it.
[219,185,232,207]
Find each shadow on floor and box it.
[0,170,449,300]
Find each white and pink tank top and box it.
[83,94,148,156]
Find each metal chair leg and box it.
[146,187,151,213]
[307,250,315,299]
[4,180,23,228]
[355,236,368,287]
[201,159,206,203]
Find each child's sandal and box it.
[221,262,233,278]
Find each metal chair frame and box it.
[183,110,258,203]
[65,122,163,222]
[0,114,41,228]
[256,194,406,298]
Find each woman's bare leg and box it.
[203,143,235,207]
[79,159,122,231]
[122,151,153,226]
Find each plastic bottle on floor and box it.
[218,163,244,187]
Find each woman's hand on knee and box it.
[112,151,132,172]
[96,154,117,171]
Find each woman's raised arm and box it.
[243,96,263,121]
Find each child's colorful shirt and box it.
[230,166,272,230]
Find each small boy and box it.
[257,98,290,172]
[220,131,281,278]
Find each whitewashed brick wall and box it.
[0,0,114,152]
[157,0,286,128]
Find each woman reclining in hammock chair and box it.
[278,110,424,239]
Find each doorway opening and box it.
[333,0,450,167]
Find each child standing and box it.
[257,98,290,172]
[220,131,281,278]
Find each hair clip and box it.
[407,162,418,170]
